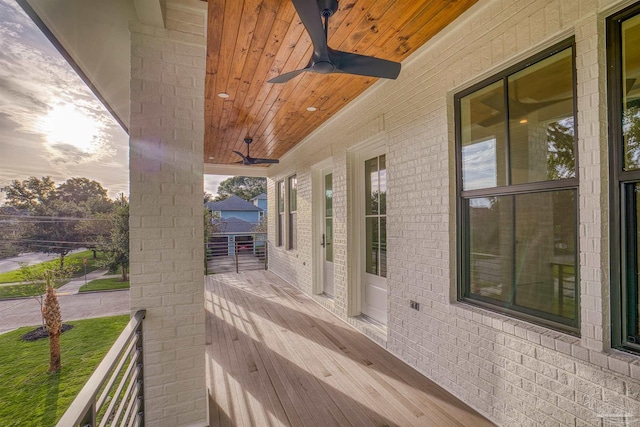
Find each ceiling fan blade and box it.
[330,49,401,80]
[232,150,247,160]
[251,158,280,164]
[268,67,311,84]
[291,0,327,55]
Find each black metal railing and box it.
[206,233,267,274]
[56,310,146,427]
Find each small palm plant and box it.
[20,263,75,372]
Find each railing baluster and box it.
[56,310,146,427]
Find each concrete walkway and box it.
[0,270,130,334]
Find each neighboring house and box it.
[205,195,264,256]
[20,0,640,426]
[251,192,267,218]
[205,194,263,223]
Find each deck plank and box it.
[206,271,496,427]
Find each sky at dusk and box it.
[0,0,228,203]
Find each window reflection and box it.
[365,155,387,278]
[468,191,577,321]
[508,48,575,184]
[623,15,640,170]
[460,81,507,190]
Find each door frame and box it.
[348,134,388,318]
[312,159,333,295]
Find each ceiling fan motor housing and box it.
[318,0,338,17]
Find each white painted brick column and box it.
[129,2,207,425]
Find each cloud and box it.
[0,0,129,201]
[205,175,233,197]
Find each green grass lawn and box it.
[0,281,67,300]
[0,250,105,284]
[0,315,129,427]
[79,277,129,293]
[0,251,108,299]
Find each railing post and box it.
[79,402,95,427]
[235,242,239,273]
[264,241,268,270]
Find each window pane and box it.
[325,218,333,262]
[289,213,297,249]
[466,190,577,323]
[278,181,285,212]
[365,157,379,215]
[460,81,507,190]
[509,48,575,183]
[623,15,640,170]
[624,184,640,342]
[289,176,297,211]
[325,174,333,218]
[468,196,514,303]
[514,191,577,321]
[379,155,387,215]
[366,217,379,275]
[380,217,387,278]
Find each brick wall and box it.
[267,0,640,424]
[129,1,207,425]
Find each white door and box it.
[362,154,387,324]
[322,172,334,297]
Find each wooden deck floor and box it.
[205,271,495,427]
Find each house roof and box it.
[206,195,262,212]
[212,217,256,234]
[251,193,267,201]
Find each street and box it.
[0,289,130,334]
[0,265,130,334]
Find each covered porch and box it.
[205,270,494,426]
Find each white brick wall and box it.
[267,0,640,424]
[129,1,207,425]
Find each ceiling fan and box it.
[233,138,280,165]
[268,0,401,84]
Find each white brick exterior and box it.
[129,1,207,425]
[267,0,640,424]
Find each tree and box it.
[546,119,576,180]
[3,176,56,210]
[0,206,21,258]
[99,201,129,281]
[3,176,115,267]
[55,177,113,214]
[19,263,74,372]
[214,176,266,201]
[204,192,214,204]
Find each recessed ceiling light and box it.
[208,156,215,160]
[306,106,317,112]
[218,92,230,99]
[519,119,528,124]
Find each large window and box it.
[288,175,297,250]
[456,39,579,333]
[609,3,640,350]
[365,155,387,278]
[276,180,284,247]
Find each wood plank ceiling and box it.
[204,0,478,166]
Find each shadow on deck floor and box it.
[205,270,495,427]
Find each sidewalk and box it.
[56,269,111,295]
[0,270,130,334]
